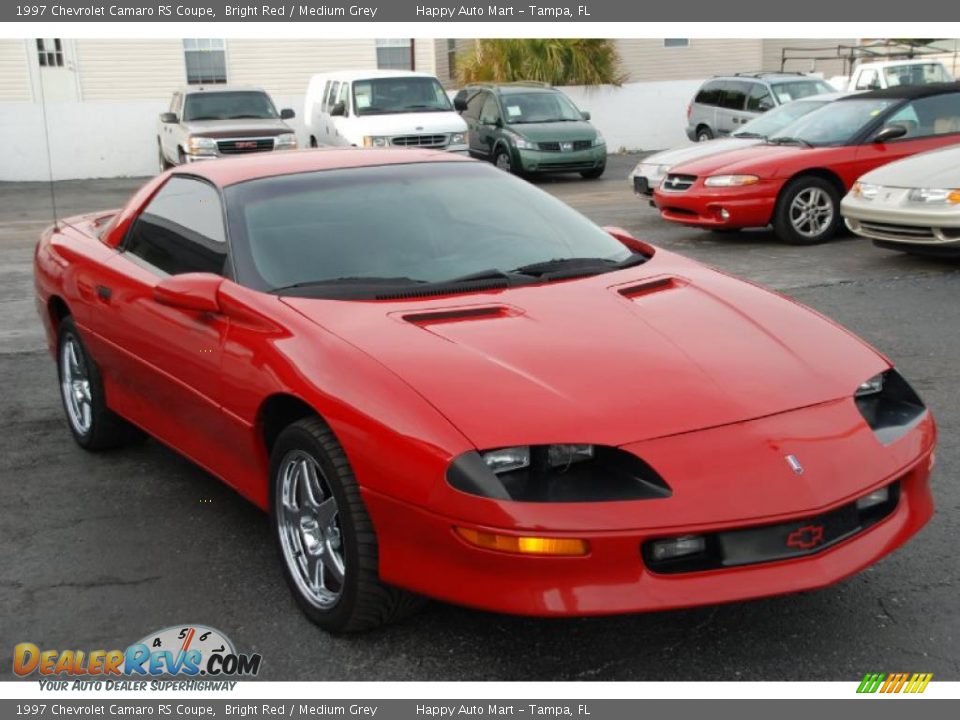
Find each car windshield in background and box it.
[769,98,899,146]
[884,63,953,86]
[769,80,835,103]
[501,92,583,123]
[352,77,452,115]
[182,91,279,121]
[734,98,831,138]
[225,162,636,298]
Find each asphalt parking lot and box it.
[1,153,958,681]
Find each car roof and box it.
[177,85,270,95]
[857,58,950,69]
[837,81,960,101]
[307,70,441,82]
[170,147,473,187]
[710,72,824,82]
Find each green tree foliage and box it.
[456,39,626,86]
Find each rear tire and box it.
[270,416,425,633]
[310,136,318,148]
[57,317,142,451]
[696,126,714,142]
[773,176,842,245]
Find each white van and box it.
[304,70,468,152]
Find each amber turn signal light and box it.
[454,527,589,556]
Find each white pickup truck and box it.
[831,59,954,92]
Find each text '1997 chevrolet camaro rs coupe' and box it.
[34,149,935,633]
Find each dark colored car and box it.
[454,82,606,179]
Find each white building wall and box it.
[615,39,762,82]
[76,40,186,100]
[227,39,377,96]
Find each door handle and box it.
[96,285,112,302]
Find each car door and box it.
[716,81,752,135]
[81,176,233,474]
[851,93,960,185]
[475,92,503,158]
[161,92,181,163]
[462,91,488,157]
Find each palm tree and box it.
[456,39,625,86]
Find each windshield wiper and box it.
[270,276,424,293]
[767,136,813,148]
[442,268,536,284]
[229,114,271,119]
[733,131,766,139]
[187,116,221,121]
[510,253,648,279]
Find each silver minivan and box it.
[686,72,835,142]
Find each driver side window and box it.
[479,94,501,124]
[746,84,774,112]
[125,177,228,277]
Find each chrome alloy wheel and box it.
[60,336,92,435]
[277,450,345,609]
[789,187,834,238]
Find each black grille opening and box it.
[217,138,275,154]
[643,481,901,574]
[391,134,447,148]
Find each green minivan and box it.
[454,82,606,179]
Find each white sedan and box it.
[630,93,843,198]
[842,143,960,256]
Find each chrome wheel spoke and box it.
[314,497,338,528]
[322,548,345,584]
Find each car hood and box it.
[181,118,293,137]
[633,138,762,174]
[281,252,886,450]
[669,143,821,177]
[342,111,467,137]
[859,144,960,187]
[508,121,597,142]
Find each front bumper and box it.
[366,400,935,616]
[516,146,606,174]
[654,181,779,229]
[842,195,960,249]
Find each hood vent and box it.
[402,306,511,326]
[617,277,683,300]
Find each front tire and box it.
[774,176,841,245]
[57,317,141,450]
[270,417,424,633]
[580,163,606,180]
[494,146,516,175]
[158,142,171,172]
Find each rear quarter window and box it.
[695,81,722,106]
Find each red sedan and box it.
[35,148,935,632]
[654,83,960,244]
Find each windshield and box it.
[182,91,278,121]
[770,98,899,146]
[884,63,953,86]
[225,162,635,297]
[769,80,836,104]
[352,76,452,115]
[500,91,584,123]
[733,98,832,138]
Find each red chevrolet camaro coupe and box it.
[654,83,960,244]
[35,148,935,633]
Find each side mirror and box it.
[330,101,346,117]
[758,101,774,112]
[454,96,468,112]
[153,273,223,313]
[873,125,908,144]
[581,110,591,121]
[280,108,295,120]
[160,112,178,124]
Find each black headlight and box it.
[446,445,671,503]
[855,369,927,445]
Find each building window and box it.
[376,39,412,70]
[663,39,690,48]
[36,39,64,67]
[447,39,457,81]
[183,39,227,85]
